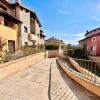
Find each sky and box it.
[21,0,100,45]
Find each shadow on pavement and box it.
[56,59,100,100]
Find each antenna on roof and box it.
[86,30,88,33]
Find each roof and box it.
[78,38,86,42]
[0,9,22,24]
[46,37,63,45]
[40,30,46,37]
[40,33,46,37]
[79,33,100,42]
[0,0,11,5]
[11,3,42,27]
[46,37,61,42]
[0,1,42,26]
[85,27,100,35]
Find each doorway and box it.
[8,40,15,53]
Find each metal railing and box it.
[58,56,100,86]
[73,58,100,85]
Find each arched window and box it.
[92,46,96,52]
[87,46,90,51]
[92,37,96,42]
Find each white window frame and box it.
[87,46,90,51]
[92,37,96,42]
[92,46,96,52]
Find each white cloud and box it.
[64,33,85,45]
[64,40,78,45]
[57,9,70,15]
[44,29,85,45]
[73,33,85,37]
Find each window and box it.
[87,46,90,51]
[24,26,28,33]
[92,37,96,42]
[92,46,96,52]
[24,42,28,46]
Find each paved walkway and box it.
[0,58,99,100]
[50,59,79,100]
[50,59,100,100]
[0,59,52,100]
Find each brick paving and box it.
[50,59,79,100]
[50,58,100,100]
[0,58,99,100]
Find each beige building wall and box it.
[0,24,18,51]
[34,19,41,45]
[46,50,59,58]
[30,19,35,34]
[16,7,32,46]
[39,38,45,45]
[19,9,31,45]
[35,19,40,36]
[16,7,42,46]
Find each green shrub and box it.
[2,52,12,63]
[0,46,44,64]
[68,49,74,57]
[40,44,45,51]
[74,49,86,59]
[22,47,36,56]
[46,45,59,50]
[68,48,86,59]
[11,50,24,60]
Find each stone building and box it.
[12,0,45,48]
[0,0,45,52]
[0,0,22,52]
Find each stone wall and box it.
[18,8,31,46]
[0,52,45,80]
[46,50,59,58]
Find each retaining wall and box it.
[58,59,100,97]
[46,50,59,58]
[0,52,45,80]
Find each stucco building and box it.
[12,0,45,48]
[0,0,45,52]
[79,28,100,56]
[0,0,22,52]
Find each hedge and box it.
[46,45,59,50]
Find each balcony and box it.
[28,33,39,42]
